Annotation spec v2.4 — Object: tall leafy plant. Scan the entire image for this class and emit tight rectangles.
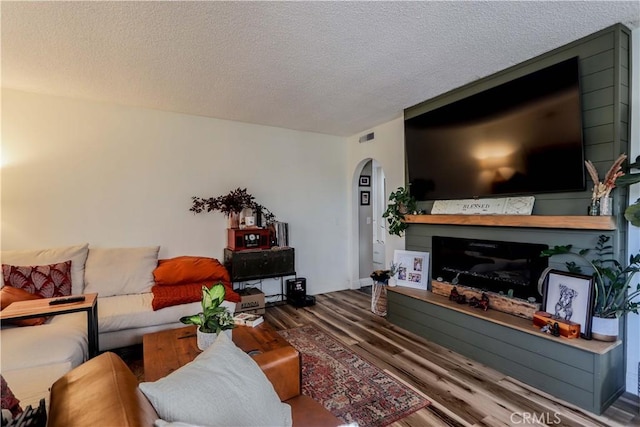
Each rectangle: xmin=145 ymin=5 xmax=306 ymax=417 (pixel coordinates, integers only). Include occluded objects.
xmin=541 ymin=235 xmax=640 ymax=319
xmin=382 ymin=187 xmax=417 ymax=237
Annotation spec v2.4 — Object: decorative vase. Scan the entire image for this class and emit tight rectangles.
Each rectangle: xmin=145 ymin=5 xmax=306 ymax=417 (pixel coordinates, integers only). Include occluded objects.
xmin=388 ymin=277 xmax=397 ymax=287
xmin=228 ymin=212 xmax=240 ymax=229
xmin=598 ymin=197 xmax=613 ymax=216
xmin=588 ymin=200 xmax=600 ymax=216
xmin=371 ymin=282 xmax=387 ymax=316
xmin=591 ymin=316 xmax=619 ymax=341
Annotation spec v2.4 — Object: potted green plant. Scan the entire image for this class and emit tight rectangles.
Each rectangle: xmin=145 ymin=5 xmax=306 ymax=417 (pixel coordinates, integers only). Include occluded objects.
xmin=190 ymin=187 xmax=276 ymax=228
xmin=541 ymin=235 xmax=640 ymax=341
xmin=180 ymin=283 xmax=235 ymax=350
xmin=382 ymin=186 xmax=417 ymax=237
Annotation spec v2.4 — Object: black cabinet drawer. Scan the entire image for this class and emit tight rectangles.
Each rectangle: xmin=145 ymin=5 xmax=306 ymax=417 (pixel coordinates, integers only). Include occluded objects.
xmin=224 ymin=248 xmax=295 ymax=281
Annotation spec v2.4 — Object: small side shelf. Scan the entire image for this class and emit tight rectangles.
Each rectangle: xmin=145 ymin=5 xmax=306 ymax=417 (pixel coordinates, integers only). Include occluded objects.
xmin=403 ymin=214 xmax=616 ymax=230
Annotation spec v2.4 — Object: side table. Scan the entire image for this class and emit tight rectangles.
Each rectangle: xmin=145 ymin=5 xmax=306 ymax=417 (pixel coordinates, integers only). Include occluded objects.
xmin=0 ymin=293 xmax=99 ymax=358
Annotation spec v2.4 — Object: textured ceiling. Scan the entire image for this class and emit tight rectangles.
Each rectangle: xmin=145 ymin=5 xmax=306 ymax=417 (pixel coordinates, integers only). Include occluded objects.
xmin=2 ymin=1 xmax=639 ymax=137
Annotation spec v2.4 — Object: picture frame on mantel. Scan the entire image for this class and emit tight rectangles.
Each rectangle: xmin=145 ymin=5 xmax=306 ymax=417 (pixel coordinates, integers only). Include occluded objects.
xmin=393 ymin=250 xmax=429 ymax=290
xmin=542 ymin=270 xmax=594 ymax=340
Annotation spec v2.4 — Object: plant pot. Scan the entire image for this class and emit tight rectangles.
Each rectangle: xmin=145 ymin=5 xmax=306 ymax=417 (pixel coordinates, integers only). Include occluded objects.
xmin=591 ymin=316 xmax=619 ymax=341
xmin=196 ymin=329 xmax=232 ymax=351
xmin=388 ymin=277 xmax=397 ymax=287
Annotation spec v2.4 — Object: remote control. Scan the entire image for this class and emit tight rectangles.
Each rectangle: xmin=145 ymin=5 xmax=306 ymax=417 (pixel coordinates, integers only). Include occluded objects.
xmin=49 ymin=296 xmax=86 ymax=305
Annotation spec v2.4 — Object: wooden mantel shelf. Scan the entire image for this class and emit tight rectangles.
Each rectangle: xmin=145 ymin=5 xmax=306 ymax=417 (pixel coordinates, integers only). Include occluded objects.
xmin=403 ymin=214 xmax=616 ymax=230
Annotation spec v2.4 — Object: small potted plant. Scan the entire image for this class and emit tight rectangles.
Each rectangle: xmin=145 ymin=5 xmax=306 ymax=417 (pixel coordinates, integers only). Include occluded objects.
xmin=180 ymin=283 xmax=235 ymax=350
xmin=382 ymin=186 xmax=418 ymax=237
xmin=541 ymin=235 xmax=640 ymax=341
xmin=387 ymin=262 xmax=401 ymax=287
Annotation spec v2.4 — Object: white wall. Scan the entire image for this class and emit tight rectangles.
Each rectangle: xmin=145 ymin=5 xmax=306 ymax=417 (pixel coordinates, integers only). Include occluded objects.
xmin=346 ymin=115 xmax=405 ymax=287
xmin=1 ymin=89 xmax=349 ymax=296
xmin=625 ymin=27 xmax=640 ymax=396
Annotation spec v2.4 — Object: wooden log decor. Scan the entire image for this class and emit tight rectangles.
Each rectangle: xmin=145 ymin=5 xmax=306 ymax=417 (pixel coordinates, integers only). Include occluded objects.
xmin=431 ymin=280 xmax=540 ymax=319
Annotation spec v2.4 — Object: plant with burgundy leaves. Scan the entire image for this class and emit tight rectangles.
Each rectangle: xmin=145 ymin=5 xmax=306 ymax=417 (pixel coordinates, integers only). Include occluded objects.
xmin=190 ymin=188 xmax=276 ymax=223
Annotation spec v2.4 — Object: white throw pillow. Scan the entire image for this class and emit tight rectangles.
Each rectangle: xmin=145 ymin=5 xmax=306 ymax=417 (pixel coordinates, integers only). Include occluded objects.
xmin=83 ymin=247 xmax=159 ymax=297
xmin=1 ymin=244 xmax=89 ymax=295
xmin=139 ymin=332 xmax=292 ymax=427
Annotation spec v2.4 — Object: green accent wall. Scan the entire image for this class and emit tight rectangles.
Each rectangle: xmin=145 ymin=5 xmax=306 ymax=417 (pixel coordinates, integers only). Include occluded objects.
xmin=395 ymin=24 xmax=632 ymax=414
xmin=404 ymin=24 xmax=631 ymax=273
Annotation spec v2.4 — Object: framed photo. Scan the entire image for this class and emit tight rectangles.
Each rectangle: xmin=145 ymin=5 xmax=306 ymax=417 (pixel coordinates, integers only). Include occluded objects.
xmin=393 ymin=250 xmax=429 ymax=290
xmin=542 ymin=270 xmax=595 ymax=339
xmin=360 ymin=191 xmax=370 ymax=206
xmin=359 ymin=175 xmax=371 ymax=187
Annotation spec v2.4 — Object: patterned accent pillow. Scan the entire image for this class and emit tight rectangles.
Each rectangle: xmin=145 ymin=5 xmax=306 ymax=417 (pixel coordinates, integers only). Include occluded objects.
xmin=2 ymin=260 xmax=72 ymax=298
xmin=1 ymin=375 xmax=22 ymax=418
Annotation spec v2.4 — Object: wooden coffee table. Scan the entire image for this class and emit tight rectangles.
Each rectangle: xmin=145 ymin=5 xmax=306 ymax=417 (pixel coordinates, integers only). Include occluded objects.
xmin=143 ymin=323 xmax=301 ymax=400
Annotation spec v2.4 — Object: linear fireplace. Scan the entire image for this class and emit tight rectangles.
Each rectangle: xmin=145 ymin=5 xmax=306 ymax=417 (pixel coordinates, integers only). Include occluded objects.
xmin=431 ymin=236 xmax=548 ymax=302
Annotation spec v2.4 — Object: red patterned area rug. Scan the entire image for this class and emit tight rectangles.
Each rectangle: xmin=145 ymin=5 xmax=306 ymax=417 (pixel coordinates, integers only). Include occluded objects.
xmin=278 ymin=325 xmax=429 ymax=427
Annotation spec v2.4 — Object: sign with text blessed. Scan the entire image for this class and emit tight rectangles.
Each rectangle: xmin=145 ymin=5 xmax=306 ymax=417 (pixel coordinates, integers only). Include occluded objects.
xmin=431 ymin=196 xmax=535 ymax=215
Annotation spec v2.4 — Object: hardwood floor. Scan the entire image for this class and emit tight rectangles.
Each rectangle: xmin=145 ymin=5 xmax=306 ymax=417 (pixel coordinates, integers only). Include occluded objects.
xmin=265 ymin=289 xmax=640 ymax=427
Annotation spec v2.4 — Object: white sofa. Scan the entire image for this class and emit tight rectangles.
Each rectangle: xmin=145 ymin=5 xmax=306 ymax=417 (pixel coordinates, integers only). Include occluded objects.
xmin=0 ymin=243 xmax=234 ymax=408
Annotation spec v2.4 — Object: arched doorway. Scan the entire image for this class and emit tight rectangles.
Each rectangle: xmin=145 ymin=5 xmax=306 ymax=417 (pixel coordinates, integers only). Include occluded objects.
xmin=356 ymin=159 xmax=386 ymax=286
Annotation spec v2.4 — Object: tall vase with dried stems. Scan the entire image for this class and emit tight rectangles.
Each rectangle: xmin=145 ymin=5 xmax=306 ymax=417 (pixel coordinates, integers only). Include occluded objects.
xmin=584 ymin=154 xmax=627 ymax=216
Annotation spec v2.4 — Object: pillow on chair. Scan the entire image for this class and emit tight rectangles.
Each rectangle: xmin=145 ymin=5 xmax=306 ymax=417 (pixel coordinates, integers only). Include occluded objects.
xmin=139 ymin=332 xmax=292 ymax=427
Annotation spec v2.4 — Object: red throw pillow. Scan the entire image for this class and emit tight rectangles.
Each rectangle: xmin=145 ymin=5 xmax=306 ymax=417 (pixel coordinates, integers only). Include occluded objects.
xmin=153 ymin=256 xmax=231 ymax=286
xmin=0 ymin=286 xmax=48 ymax=326
xmin=151 ymin=281 xmax=240 ymax=311
xmin=1 ymin=375 xmax=23 ymax=418
xmin=2 ymin=260 xmax=72 ymax=298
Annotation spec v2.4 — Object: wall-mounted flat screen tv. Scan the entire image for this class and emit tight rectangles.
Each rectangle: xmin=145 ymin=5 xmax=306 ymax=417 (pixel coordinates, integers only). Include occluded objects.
xmin=405 ymin=57 xmax=585 ymax=201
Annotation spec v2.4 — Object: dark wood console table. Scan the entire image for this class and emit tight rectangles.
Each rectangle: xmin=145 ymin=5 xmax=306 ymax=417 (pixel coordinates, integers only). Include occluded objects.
xmin=223 ymin=247 xmax=296 ymax=304
xmin=387 ymin=286 xmax=624 ymax=415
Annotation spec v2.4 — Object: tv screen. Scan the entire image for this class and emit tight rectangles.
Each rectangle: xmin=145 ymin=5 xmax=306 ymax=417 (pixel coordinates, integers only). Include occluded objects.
xmin=405 ymin=57 xmax=585 ymax=201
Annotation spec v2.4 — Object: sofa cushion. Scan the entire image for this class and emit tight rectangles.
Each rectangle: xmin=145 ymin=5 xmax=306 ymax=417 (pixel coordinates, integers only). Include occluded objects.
xmin=1 ymin=244 xmax=89 ymax=295
xmin=0 ymin=313 xmax=88 ymax=373
xmin=0 ymin=286 xmax=48 ymax=326
xmin=2 ymin=261 xmax=72 ymax=298
xmin=98 ymin=293 xmax=235 ymax=333
xmin=139 ymin=332 xmax=292 ymax=427
xmin=84 ymin=247 xmax=159 ymax=297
